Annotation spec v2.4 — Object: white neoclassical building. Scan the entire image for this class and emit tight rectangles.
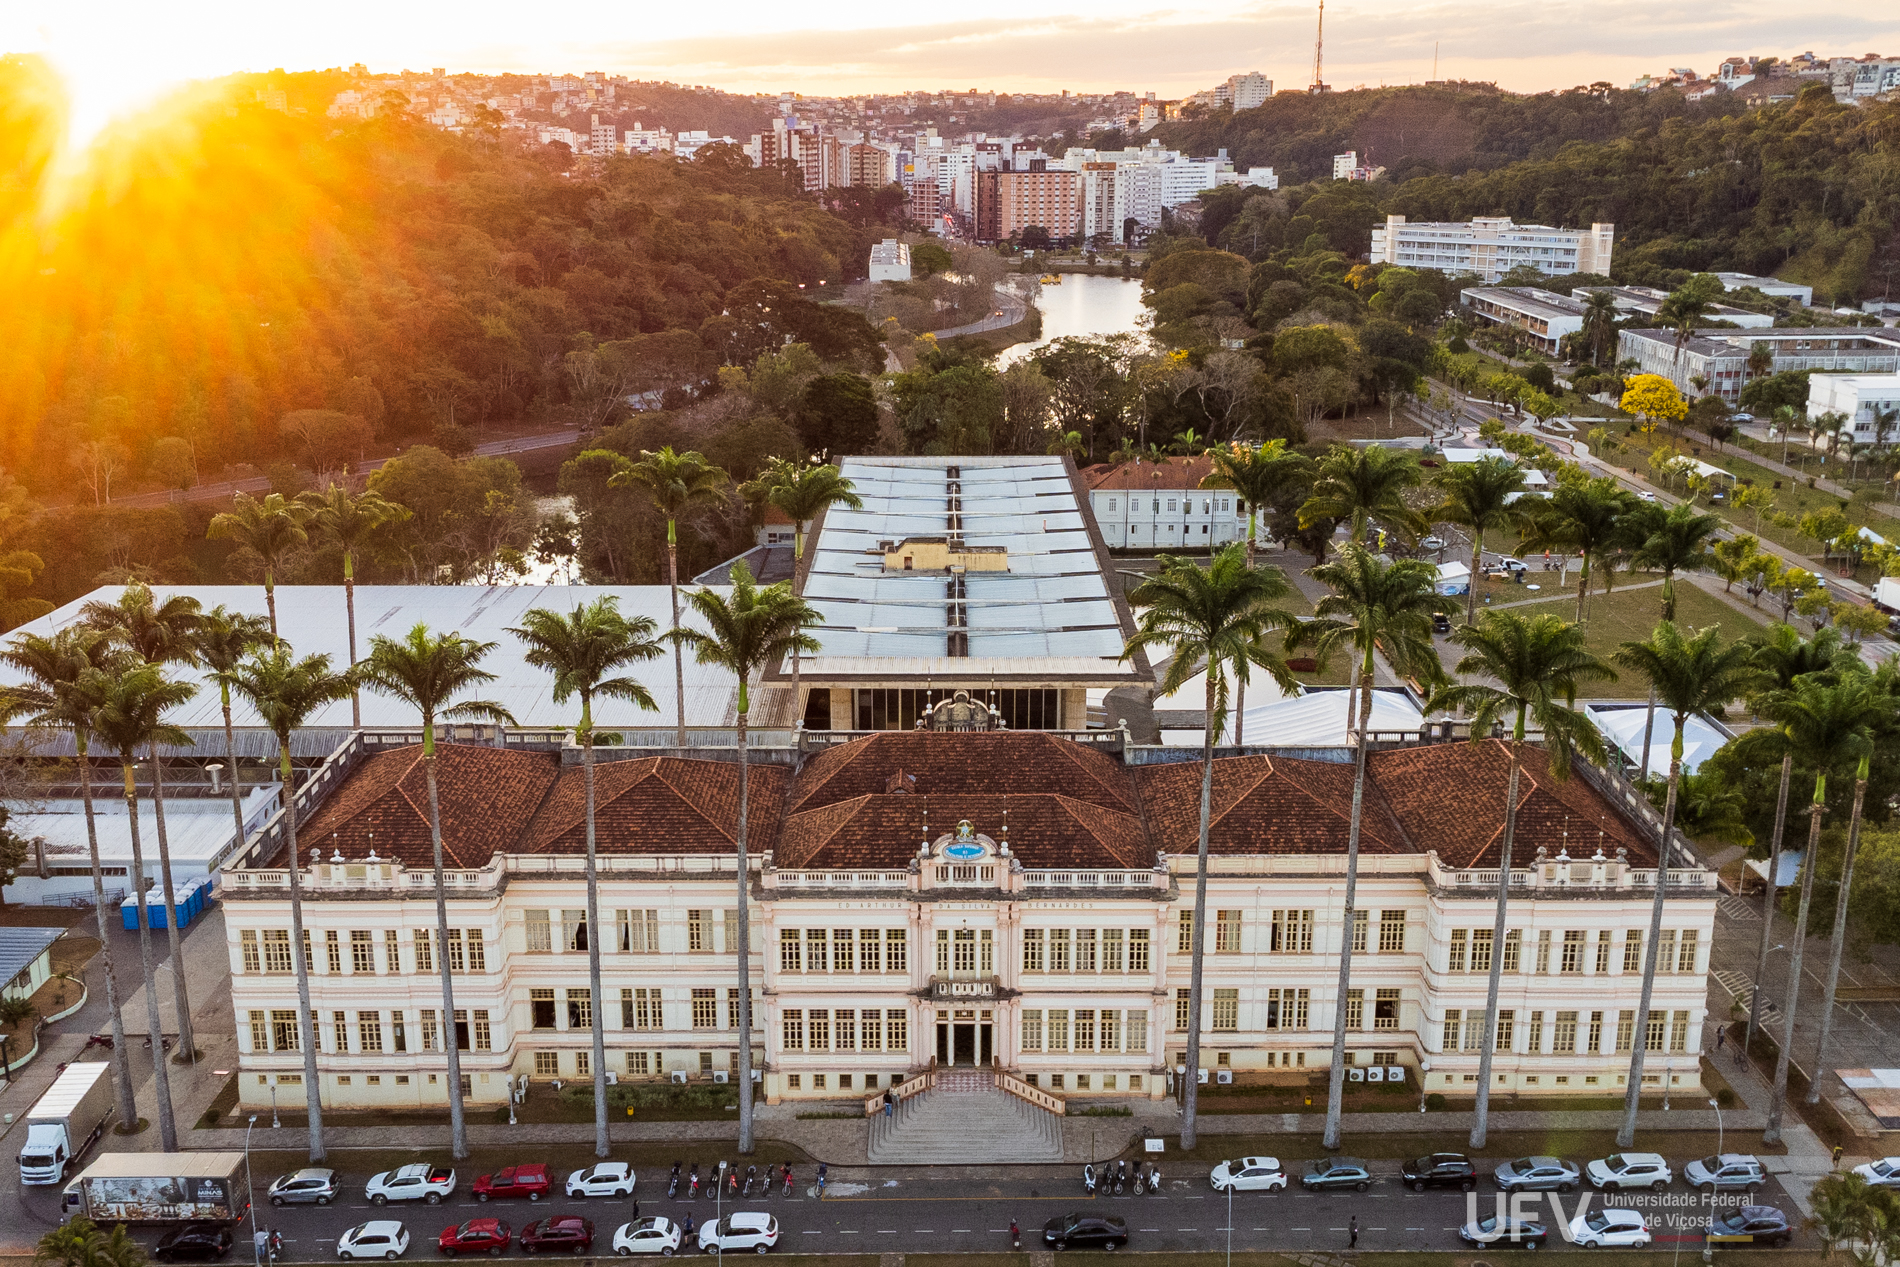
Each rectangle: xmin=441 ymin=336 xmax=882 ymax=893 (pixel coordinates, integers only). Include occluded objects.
xmin=220 ymin=726 xmax=1716 ymax=1111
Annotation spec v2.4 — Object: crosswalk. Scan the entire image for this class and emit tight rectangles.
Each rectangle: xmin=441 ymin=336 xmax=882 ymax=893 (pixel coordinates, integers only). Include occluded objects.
xmin=1720 ymin=896 xmax=1761 ymax=921
xmin=1714 ymin=968 xmax=1783 ymax=1026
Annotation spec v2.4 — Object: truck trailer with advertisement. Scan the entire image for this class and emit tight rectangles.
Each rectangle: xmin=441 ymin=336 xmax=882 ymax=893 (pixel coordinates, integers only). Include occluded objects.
xmin=18 ymin=1062 xmax=115 ymax=1185
xmin=65 ymin=1153 xmax=250 ymax=1225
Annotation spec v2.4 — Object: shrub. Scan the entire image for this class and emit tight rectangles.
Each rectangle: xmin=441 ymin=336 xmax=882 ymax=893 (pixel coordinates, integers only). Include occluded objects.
xmin=1425 ymin=1092 xmax=1448 ymax=1111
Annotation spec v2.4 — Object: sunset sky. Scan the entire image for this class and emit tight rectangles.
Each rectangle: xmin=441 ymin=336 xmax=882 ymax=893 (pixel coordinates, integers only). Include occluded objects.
xmin=9 ymin=0 xmax=1900 ymax=143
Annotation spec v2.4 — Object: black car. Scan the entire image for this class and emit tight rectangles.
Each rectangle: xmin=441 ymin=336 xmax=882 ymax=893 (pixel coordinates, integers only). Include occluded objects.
xmin=1301 ymin=1158 xmax=1372 ymax=1192
xmin=1460 ymin=1216 xmax=1548 ymax=1249
xmin=1432 ymin=613 xmax=1452 ymax=634
xmin=1401 ymin=1153 xmax=1476 ymax=1193
xmin=1043 ymin=1214 xmax=1128 ymax=1250
xmin=1707 ymin=1206 xmax=1792 ymax=1247
xmin=154 ymin=1225 xmax=234 ymax=1262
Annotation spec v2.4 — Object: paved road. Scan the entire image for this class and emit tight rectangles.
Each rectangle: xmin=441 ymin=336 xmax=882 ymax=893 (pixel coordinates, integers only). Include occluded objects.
xmin=27 ymin=1160 xmax=1805 ymax=1260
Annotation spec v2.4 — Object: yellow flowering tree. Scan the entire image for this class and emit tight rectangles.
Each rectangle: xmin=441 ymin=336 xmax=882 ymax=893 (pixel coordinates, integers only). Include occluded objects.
xmin=1619 ymin=374 xmax=1688 ymax=433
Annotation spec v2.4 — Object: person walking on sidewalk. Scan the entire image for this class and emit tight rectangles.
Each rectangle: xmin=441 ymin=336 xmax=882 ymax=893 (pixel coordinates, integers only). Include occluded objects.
xmin=883 ymin=1088 xmax=893 ymax=1118
xmin=1833 ymin=1145 xmax=1845 ymax=1170
xmin=1349 ymin=1216 xmax=1359 ymax=1249
xmin=1715 ymin=1027 xmax=1726 ymax=1053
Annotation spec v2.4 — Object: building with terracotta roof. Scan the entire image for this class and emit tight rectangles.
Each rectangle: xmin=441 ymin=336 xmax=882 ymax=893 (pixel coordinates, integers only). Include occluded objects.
xmin=1079 ymin=456 xmax=1252 ymax=551
xmin=220 ymin=728 xmax=1715 ymax=1111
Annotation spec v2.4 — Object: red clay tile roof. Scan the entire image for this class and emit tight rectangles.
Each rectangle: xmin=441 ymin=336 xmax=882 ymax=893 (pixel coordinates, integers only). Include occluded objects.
xmin=1138 ymin=755 xmax=1408 ymax=856
xmin=787 ymin=732 xmax=1139 ymax=816
xmin=1080 ymin=455 xmax=1217 ymax=492
xmin=519 ymin=756 xmax=789 ymax=856
xmin=777 ymin=792 xmax=1146 ymax=870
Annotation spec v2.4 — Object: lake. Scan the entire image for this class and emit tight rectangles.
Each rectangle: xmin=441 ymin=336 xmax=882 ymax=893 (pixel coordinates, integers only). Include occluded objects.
xmin=996 ymin=273 xmax=1150 ymax=367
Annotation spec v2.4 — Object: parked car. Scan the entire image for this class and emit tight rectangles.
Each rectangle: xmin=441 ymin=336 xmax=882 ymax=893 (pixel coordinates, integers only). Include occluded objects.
xmin=1422 ymin=536 xmax=1448 ymax=552
xmin=1493 ymin=1156 xmax=1581 ymax=1194
xmin=368 ymin=1165 xmax=457 ymax=1206
xmin=153 ymin=1225 xmax=234 ymax=1262
xmin=1685 ymin=1154 xmax=1766 ymax=1194
xmin=1401 ymin=1153 xmax=1476 ymax=1193
xmin=1301 ymin=1159 xmax=1373 ymax=1192
xmin=437 ymin=1219 xmax=512 ymax=1257
xmin=1041 ymin=1214 xmax=1127 ymax=1251
xmin=1585 ymin=1153 xmax=1673 ymax=1191
xmin=1458 ymin=1215 xmax=1548 ymax=1249
xmin=1853 ymin=1157 xmax=1900 ymax=1189
xmin=1570 ymin=1208 xmax=1652 ymax=1248
xmin=698 ymin=1213 xmax=780 ymax=1255
xmin=1706 ymin=1206 xmax=1792 ymax=1247
xmin=1210 ymin=1157 xmax=1287 ymax=1192
xmin=268 ymin=1167 xmax=340 ymax=1206
xmin=566 ymin=1163 xmax=636 ymax=1199
xmin=521 ymin=1217 xmax=595 ymax=1255
xmin=1432 ymin=613 xmax=1453 ymax=634
xmin=612 ymin=1217 xmax=684 ymax=1257
xmin=473 ymin=1164 xmax=550 ymax=1203
xmin=339 ymin=1222 xmax=411 ymax=1261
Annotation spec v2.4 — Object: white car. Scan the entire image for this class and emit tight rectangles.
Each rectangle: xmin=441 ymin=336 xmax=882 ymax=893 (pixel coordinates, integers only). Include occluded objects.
xmin=338 ymin=1221 xmax=410 ymax=1261
xmin=613 ymin=1217 xmax=683 ymax=1257
xmin=366 ymin=1164 xmax=456 ymax=1205
xmin=1570 ymin=1208 xmax=1652 ymax=1248
xmin=1855 ymin=1157 xmax=1900 ymax=1189
xmin=1585 ymin=1153 xmax=1674 ymax=1191
xmin=697 ymin=1213 xmax=779 ymax=1254
xmin=1210 ymin=1157 xmax=1287 ymax=1192
xmin=567 ymin=1163 xmax=637 ymax=1198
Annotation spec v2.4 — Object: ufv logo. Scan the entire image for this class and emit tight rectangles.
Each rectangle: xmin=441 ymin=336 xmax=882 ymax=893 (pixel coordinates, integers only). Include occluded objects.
xmin=1464 ymin=1191 xmax=1598 ymax=1243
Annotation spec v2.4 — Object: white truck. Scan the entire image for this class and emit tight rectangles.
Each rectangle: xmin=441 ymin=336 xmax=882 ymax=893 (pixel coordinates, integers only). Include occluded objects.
xmin=1874 ymin=576 xmax=1900 ymax=617
xmin=19 ymin=1061 xmax=115 ymax=1185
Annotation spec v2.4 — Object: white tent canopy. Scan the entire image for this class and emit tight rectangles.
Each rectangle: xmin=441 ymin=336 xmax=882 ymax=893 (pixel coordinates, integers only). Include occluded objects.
xmin=1585 ymin=703 xmax=1731 ymax=778
xmin=1153 ymin=663 xmax=1301 ymax=712
xmin=1161 ymin=688 xmax=1425 ymax=748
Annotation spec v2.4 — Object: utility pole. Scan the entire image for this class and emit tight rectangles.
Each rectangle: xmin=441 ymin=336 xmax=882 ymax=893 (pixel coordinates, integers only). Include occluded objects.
xmin=1310 ymin=0 xmax=1326 ymax=93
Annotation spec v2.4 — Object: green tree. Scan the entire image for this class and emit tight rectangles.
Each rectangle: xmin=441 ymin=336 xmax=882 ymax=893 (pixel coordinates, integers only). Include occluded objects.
xmin=671 ymin=562 xmax=821 ymax=1154
xmin=0 ymin=805 xmax=28 ymax=908
xmin=748 ymin=459 xmax=862 ymax=720
xmin=1621 ymin=502 xmax=1723 ymax=776
xmin=1429 ymin=610 xmax=1614 ymax=1147
xmin=611 ymin=449 xmax=730 ymax=745
xmin=1580 ymin=290 xmax=1619 ymax=367
xmin=1299 ymin=443 xmax=1426 ymax=543
xmin=1520 ymin=476 xmax=1637 ymax=624
xmin=794 ymin=373 xmax=880 ymax=456
xmin=356 ymin=625 xmax=518 ymax=1159
xmin=511 ymin=598 xmax=662 ymax=1156
xmin=205 ymin=492 xmax=309 ymax=638
xmin=1431 ymin=456 xmax=1529 ymax=628
xmin=1199 ymin=439 xmax=1313 ymax=568
xmin=1122 ymin=545 xmax=1297 ymax=1149
xmin=1610 ymin=623 xmax=1760 ymax=1146
xmin=192 ymin=606 xmax=273 ymax=846
xmin=298 ymin=484 xmax=411 ymax=727
xmin=1711 ymin=534 xmax=1764 ymax=593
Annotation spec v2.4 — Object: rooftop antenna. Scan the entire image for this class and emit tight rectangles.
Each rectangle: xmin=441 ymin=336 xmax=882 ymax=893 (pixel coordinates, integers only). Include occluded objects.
xmin=1311 ymin=0 xmax=1326 ymax=93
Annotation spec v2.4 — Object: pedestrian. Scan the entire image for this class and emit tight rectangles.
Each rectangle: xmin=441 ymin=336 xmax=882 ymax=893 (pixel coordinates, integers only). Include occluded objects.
xmin=884 ymin=1088 xmax=894 ymax=1119
xmin=1716 ymin=1027 xmax=1726 ymax=1053
xmin=1833 ymin=1145 xmax=1845 ymax=1171
xmin=630 ymin=1200 xmax=639 ymax=1223
xmin=1349 ymin=1215 xmax=1359 ymax=1249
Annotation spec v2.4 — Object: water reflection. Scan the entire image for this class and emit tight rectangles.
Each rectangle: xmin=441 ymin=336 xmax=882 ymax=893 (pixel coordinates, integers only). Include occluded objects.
xmin=996 ymin=274 xmax=1150 ymax=368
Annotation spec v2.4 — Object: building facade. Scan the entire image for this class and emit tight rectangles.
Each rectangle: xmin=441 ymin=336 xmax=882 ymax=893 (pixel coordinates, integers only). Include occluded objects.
xmin=1618 ymin=327 xmax=1900 ymax=402
xmin=974 ymin=166 xmax=1082 ymax=243
xmin=1372 ymin=216 xmax=1615 ymax=283
xmin=1080 ymin=456 xmax=1250 ymax=550
xmin=1459 ymin=288 xmax=1587 ymax=355
xmin=220 ymin=732 xmax=1715 ymax=1111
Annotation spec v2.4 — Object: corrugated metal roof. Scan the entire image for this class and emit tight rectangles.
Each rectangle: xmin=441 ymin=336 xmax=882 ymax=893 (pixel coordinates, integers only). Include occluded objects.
xmin=0 ymin=925 xmax=62 ymax=988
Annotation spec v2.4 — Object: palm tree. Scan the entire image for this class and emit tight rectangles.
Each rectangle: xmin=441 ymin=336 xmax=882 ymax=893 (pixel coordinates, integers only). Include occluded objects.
xmin=0 ymin=629 xmax=140 ymax=1132
xmin=1297 ymin=443 xmax=1426 ymax=545
xmin=1659 ymin=291 xmax=1713 ymax=374
xmin=1122 ymin=544 xmax=1297 ymax=1150
xmin=86 ymin=661 xmax=197 ymax=1151
xmin=1200 ymin=440 xmax=1312 ymax=569
xmin=1610 ymin=622 xmax=1761 ymax=1146
xmin=610 ymin=449 xmax=730 ymax=746
xmin=1431 ymin=456 xmax=1529 ymax=627
xmin=299 ymin=484 xmax=411 ymax=728
xmin=1581 ymin=290 xmax=1619 ymax=367
xmin=192 ymin=606 xmax=273 ymax=845
xmin=1735 ymin=623 xmax=1848 ymax=1057
xmin=1294 ymin=544 xmax=1446 ymax=1149
xmin=1621 ymin=502 xmax=1722 ymax=779
xmin=206 ymin=492 xmax=309 ymax=639
xmin=1428 ymin=610 xmax=1615 ymax=1147
xmin=222 ymin=646 xmax=356 ymax=1162
xmin=356 ymin=625 xmax=518 ymax=1160
xmin=81 ymin=583 xmax=206 ymax=1061
xmin=510 ymin=598 xmax=662 ymax=1157
xmin=1519 ymin=477 xmax=1637 ymax=624
xmin=672 ymin=561 xmax=821 ymax=1154
xmin=750 ymin=458 xmax=861 ymax=727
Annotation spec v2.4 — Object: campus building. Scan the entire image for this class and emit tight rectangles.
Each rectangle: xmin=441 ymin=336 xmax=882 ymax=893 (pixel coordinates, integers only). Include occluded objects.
xmin=1372 ymin=216 xmax=1615 ymax=283
xmin=1617 ymin=327 xmax=1900 ymax=402
xmin=1079 ymin=455 xmax=1252 ymax=550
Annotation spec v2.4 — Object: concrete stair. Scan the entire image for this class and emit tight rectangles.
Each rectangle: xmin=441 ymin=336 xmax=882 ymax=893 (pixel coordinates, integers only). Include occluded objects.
xmin=867 ymin=1071 xmax=1064 ymax=1165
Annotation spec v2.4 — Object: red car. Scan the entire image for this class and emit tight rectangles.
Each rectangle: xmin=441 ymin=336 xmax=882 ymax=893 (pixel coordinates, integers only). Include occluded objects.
xmin=437 ymin=1219 xmax=512 ymax=1257
xmin=520 ymin=1217 xmax=594 ymax=1255
xmin=472 ymin=1164 xmax=551 ymax=1203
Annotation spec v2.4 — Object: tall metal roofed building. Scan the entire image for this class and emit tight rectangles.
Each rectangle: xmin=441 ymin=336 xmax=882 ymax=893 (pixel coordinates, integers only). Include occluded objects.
xmin=781 ymin=457 xmax=1152 ymax=732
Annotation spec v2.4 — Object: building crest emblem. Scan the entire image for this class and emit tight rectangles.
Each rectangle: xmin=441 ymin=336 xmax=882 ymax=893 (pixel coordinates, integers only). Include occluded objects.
xmin=942 ymin=819 xmax=988 ymax=860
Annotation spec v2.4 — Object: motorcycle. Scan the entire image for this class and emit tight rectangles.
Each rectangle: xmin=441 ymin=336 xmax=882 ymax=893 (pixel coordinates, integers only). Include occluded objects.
xmin=1113 ymin=1161 xmax=1125 ymax=1195
xmin=727 ymin=1167 xmax=739 ymax=1199
xmin=688 ymin=1164 xmax=700 ymax=1200
xmin=781 ymin=1166 xmax=794 ymax=1198
xmin=1083 ymin=1163 xmax=1096 ymax=1197
xmin=743 ymin=1165 xmax=757 ymax=1197
xmin=816 ymin=1163 xmax=828 ymax=1198
xmin=267 ymin=1230 xmax=283 ymax=1264
xmin=668 ymin=1163 xmax=681 ymax=1200
xmin=1147 ymin=1165 xmax=1161 ymax=1193
xmin=1010 ymin=1220 xmax=1021 ymax=1251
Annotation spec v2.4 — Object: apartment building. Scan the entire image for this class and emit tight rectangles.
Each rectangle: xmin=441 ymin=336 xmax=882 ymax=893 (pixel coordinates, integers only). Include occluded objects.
xmin=1081 ymin=456 xmax=1250 ymax=549
xmin=220 ymin=728 xmax=1714 ymax=1110
xmin=1806 ymin=374 xmax=1900 ymax=440
xmin=1215 ymin=72 xmax=1273 ymax=110
xmin=1618 ymin=327 xmax=1900 ymax=402
xmin=1371 ymin=216 xmax=1615 ymax=283
xmin=974 ymin=165 xmax=1081 ymax=243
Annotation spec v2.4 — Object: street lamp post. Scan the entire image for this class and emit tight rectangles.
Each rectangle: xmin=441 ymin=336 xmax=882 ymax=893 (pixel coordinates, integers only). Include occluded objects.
xmin=1225 ymin=1173 xmax=1234 ymax=1267
xmin=270 ymin=1081 xmax=280 ymax=1130
xmin=1419 ymin=1060 xmax=1431 ymax=1113
xmin=246 ymin=1115 xmax=261 ymax=1267
xmin=1703 ymin=1098 xmax=1723 ymax=1265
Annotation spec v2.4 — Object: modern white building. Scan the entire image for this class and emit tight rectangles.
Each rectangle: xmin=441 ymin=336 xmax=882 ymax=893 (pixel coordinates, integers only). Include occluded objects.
xmin=1460 ymin=287 xmax=1587 ymax=355
xmin=868 ymin=239 xmax=912 ymax=283
xmin=1373 ymin=216 xmax=1616 ymax=283
xmin=1215 ymin=72 xmax=1273 ymax=111
xmin=1806 ymin=373 xmax=1900 ymax=441
xmin=1710 ymin=272 xmax=1813 ymax=307
xmin=1080 ymin=456 xmax=1251 ymax=551
xmin=1572 ymin=285 xmax=1773 ymax=329
xmin=1617 ymin=327 xmax=1900 ymax=402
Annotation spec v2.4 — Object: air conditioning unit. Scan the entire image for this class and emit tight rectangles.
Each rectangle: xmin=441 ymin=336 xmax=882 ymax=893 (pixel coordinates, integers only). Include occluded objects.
xmin=1348 ymin=1067 xmax=1365 ymax=1082
xmin=671 ymin=1070 xmax=689 ymax=1084
xmin=1216 ymin=1070 xmax=1234 ymax=1085
xmin=713 ymin=1070 xmax=730 ymax=1084
xmin=605 ymin=1071 xmax=619 ymax=1086
xmin=1364 ymin=1067 xmax=1385 ymax=1083
xmin=751 ymin=1070 xmax=762 ymax=1083
xmin=550 ymin=1080 xmax=563 ymax=1091
xmin=1196 ymin=1068 xmax=1209 ymax=1084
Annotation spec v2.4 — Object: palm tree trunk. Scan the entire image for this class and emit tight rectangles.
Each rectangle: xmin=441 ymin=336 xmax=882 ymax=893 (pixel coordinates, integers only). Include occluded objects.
xmin=278 ymin=740 xmax=325 ymax=1161
xmin=223 ymin=686 xmax=246 ymax=847
xmin=78 ymin=739 xmax=139 ymax=1132
xmin=1806 ymin=763 xmax=1868 ymax=1106
xmin=1638 ymin=686 xmax=1658 ymax=784
xmin=121 ymin=759 xmax=178 ymax=1151
xmin=1616 ymin=725 xmax=1686 ymax=1148
xmin=736 ymin=703 xmax=756 ymax=1154
xmin=1465 ymin=528 xmax=1483 ymax=627
xmin=1745 ymin=755 xmax=1794 ymax=1057
xmin=1181 ymin=671 xmax=1218 ymax=1151
xmin=668 ymin=527 xmax=686 ymax=749
xmin=345 ymin=552 xmax=361 ymax=729
xmin=147 ymin=747 xmax=195 ymax=1061
xmin=1575 ymin=558 xmax=1590 ymax=624
xmin=1322 ymin=658 xmax=1375 ymax=1151
xmin=1470 ymin=726 xmax=1525 ymax=1149
xmin=790 ymin=528 xmax=805 ymax=732
xmin=583 ymin=720 xmax=609 ymax=1157
xmin=265 ymin=568 xmax=279 ymax=641
xmin=424 ymin=733 xmax=470 ymax=1159
xmin=1764 ymin=783 xmax=1829 ymax=1145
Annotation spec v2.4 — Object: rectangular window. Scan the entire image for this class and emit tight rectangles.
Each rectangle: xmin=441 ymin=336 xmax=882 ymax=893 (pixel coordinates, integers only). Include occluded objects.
xmin=618 ymin=909 xmax=660 ymax=953
xmin=809 ymin=1008 xmax=830 ymax=1051
xmin=530 ymin=988 xmax=556 ymax=1030
xmin=414 ymin=930 xmax=433 ymax=973
xmin=1448 ymin=929 xmax=1467 ymax=973
xmin=809 ymin=928 xmax=829 ymax=971
xmin=1596 ymin=930 xmax=1612 ymax=973
xmin=622 ymin=987 xmax=660 ymax=1031
xmin=1101 ymin=1009 xmax=1121 ymax=1051
xmin=782 ymin=1009 xmax=804 ymax=1051
xmin=534 ymin=1051 xmax=559 ymax=1077
xmin=1378 ymin=911 xmax=1405 ymax=953
xmin=1022 ymin=1009 xmax=1043 ymax=1051
xmin=351 ymin=930 xmax=375 ymax=973
xmin=575 ymin=1050 xmax=589 ymax=1077
xmin=691 ymin=989 xmax=717 ymax=1030
xmin=1075 ymin=928 xmax=1097 ymax=971
xmin=1270 ymin=909 xmax=1314 ymax=953
xmin=526 ymin=910 xmax=552 ymax=953
xmin=1443 ymin=1009 xmax=1460 ymax=1052
xmin=358 ymin=1011 xmax=383 ymax=1053
xmin=1047 ymin=1009 xmax=1068 ymax=1051
xmin=688 ymin=909 xmax=708 ymax=952
xmin=1022 ymin=929 xmax=1045 ymax=971
xmin=1677 ymin=929 xmax=1699 ymax=974
xmin=834 ymin=1008 xmax=856 ymax=1051
xmin=1374 ymin=988 xmax=1400 ymax=1030
xmin=1174 ymin=988 xmax=1191 ymax=1032
xmin=385 ymin=929 xmax=401 ymax=973
xmin=1528 ymin=1010 xmax=1545 ymax=1054
xmin=241 ymin=930 xmax=260 ymax=974
xmin=861 ymin=1009 xmax=883 ymax=1052
xmin=887 ymin=1009 xmax=908 ymax=1053
xmin=1588 ymin=1010 xmax=1604 ymax=1054
xmin=1670 ymin=1010 xmax=1691 ymax=1053
xmin=562 ymin=910 xmax=587 ymax=953
xmin=1178 ymin=911 xmax=1194 ymax=953
xmin=420 ymin=1008 xmax=438 ymax=1052
xmin=1073 ymin=1008 xmax=1096 ymax=1051
xmin=324 ymin=930 xmax=342 ymax=974
xmin=466 ymin=930 xmax=484 ymax=972
xmin=1554 ymin=1010 xmax=1578 ymax=1053
xmin=952 ymin=929 xmax=977 ymax=973
xmin=1217 ymin=910 xmax=1243 ymax=954
xmin=1561 ymin=931 xmax=1585 ymax=974
xmin=1623 ymin=930 xmax=1642 ymax=973
xmin=835 ymin=929 xmax=855 ymax=972
xmin=780 ymin=929 xmax=803 ymax=972
xmin=1351 ymin=909 xmax=1368 ymax=953
xmin=271 ymin=1009 xmax=300 ymax=1052
xmin=885 ymin=929 xmax=907 ymax=973
xmin=724 ymin=910 xmax=741 ymax=955
xmin=1050 ymin=929 xmax=1072 ymax=972
xmin=627 ymin=1052 xmax=649 ymax=1076
xmin=446 ymin=928 xmax=465 ymax=974
xmin=248 ymin=1009 xmax=268 ymax=1052
xmin=1129 ymin=929 xmax=1150 ymax=972
xmin=1102 ymin=929 xmax=1124 ymax=972
xmin=392 ymin=1013 xmax=407 ymax=1053
xmin=1126 ymin=1009 xmax=1148 ymax=1053
xmin=860 ymin=930 xmax=881 ymax=972
xmin=1616 ymin=1009 xmax=1636 ymax=1053
xmin=1646 ymin=1010 xmax=1667 ymax=1053
xmin=1657 ymin=929 xmax=1677 ymax=974
xmin=1502 ymin=929 xmax=1521 ymax=973
xmin=726 ymin=988 xmax=745 ymax=1031
xmin=1345 ymin=989 xmax=1363 ymax=1030
xmin=332 ymin=1010 xmax=348 ymax=1052
xmin=567 ymin=988 xmax=592 ymax=1030
xmin=1534 ymin=930 xmax=1552 ymax=975
xmin=1471 ymin=928 xmax=1494 ymax=973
